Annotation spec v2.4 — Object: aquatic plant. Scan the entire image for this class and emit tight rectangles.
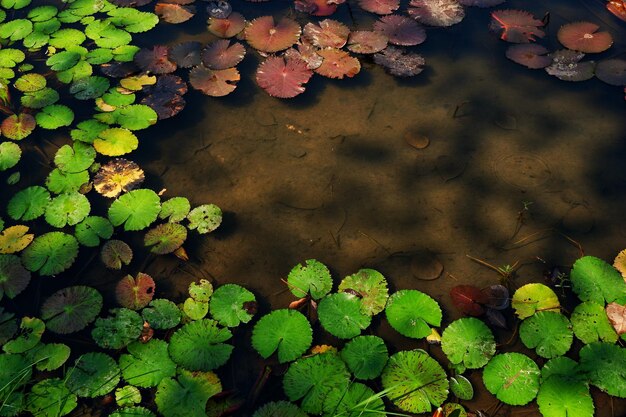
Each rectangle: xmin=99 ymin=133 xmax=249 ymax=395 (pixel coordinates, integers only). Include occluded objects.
xmin=252 ymin=309 xmax=313 ymax=363
xmin=40 ymin=286 xmax=103 ymax=334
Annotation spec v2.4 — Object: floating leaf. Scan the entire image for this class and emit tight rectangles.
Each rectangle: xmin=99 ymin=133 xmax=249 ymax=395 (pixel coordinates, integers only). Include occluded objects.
xmin=209 ymin=283 xmax=256 ymax=327
xmin=66 ymin=352 xmax=120 ymax=397
xmin=381 ymin=349 xmax=448 ymax=413
xmin=144 ymin=223 xmax=187 ymax=254
xmin=14 ymin=73 xmax=46 ymax=93
xmin=155 ymin=3 xmax=196 ymax=24
xmin=101 ymin=239 xmax=133 ymax=269
xmin=295 ymin=0 xmax=337 ymax=16
xmin=189 ymin=279 xmax=213 ymax=302
xmin=7 ymin=186 xmax=50 ymax=221
xmin=3 ymin=317 xmax=44 ymax=353
xmin=116 ymin=273 xmax=155 ymax=310
xmin=44 ymin=192 xmax=90 ymax=228
xmin=26 ymin=343 xmax=71 ymax=372
xmin=607 ymin=0 xmax=626 ymax=22
xmin=135 ymin=45 xmax=177 ymax=74
xmin=202 ymin=40 xmax=246 ymax=70
xmin=606 ymin=302 xmax=626 ymax=335
xmin=1 ymin=114 xmax=36 ymax=141
xmin=386 ymin=289 xmax=442 ymax=338
xmin=169 ymin=319 xmax=233 ymax=371
xmin=338 ymin=268 xmax=389 ymax=315
xmin=94 ymin=127 xmax=139 ymax=156
xmin=0 ymin=225 xmax=33 ymax=254
xmin=74 ymin=216 xmax=114 ymax=247
xmin=111 ymin=406 xmax=155 ymax=417
xmin=595 ymin=59 xmax=626 ymax=86
xmin=373 ymin=46 xmax=425 ymax=77
xmin=537 ymin=375 xmax=594 ymax=417
xmin=45 ymin=168 xmax=89 ymax=194
xmin=545 ymin=49 xmax=595 ymax=82
xmin=359 ymin=0 xmax=399 ymax=14
xmin=340 ymin=335 xmax=388 ymax=379
xmin=142 ymin=299 xmax=181 ymax=330
xmin=109 ymin=189 xmax=161 ymax=231
xmin=71 ymin=119 xmax=108 ymax=143
xmin=511 ymin=283 xmax=560 ymax=319
xmin=570 ymin=256 xmax=626 ymax=304
xmin=108 ymin=8 xmax=159 ymax=33
xmin=579 ymin=342 xmax=626 ymax=397
xmin=207 ymin=12 xmax=246 ymax=38
xmin=283 ymin=353 xmax=350 ymax=414
xmin=441 ymin=317 xmax=496 ymax=369
xmin=41 ymin=286 xmax=102 ymax=334
xmin=92 ymin=308 xmax=144 ymax=350
xmin=159 ymin=197 xmax=190 ymax=222
xmin=458 ymin=0 xmax=504 ymax=6
xmin=0 ymin=254 xmax=30 ymax=301
xmin=408 ymin=0 xmax=465 ymax=26
xmin=314 ymin=48 xmax=361 ymax=79
xmin=347 ymin=31 xmax=388 ymax=54
xmin=0 ymin=142 xmax=21 ymax=171
xmin=450 ymin=375 xmax=474 ymax=400
xmin=155 ymin=370 xmax=221 ymax=417
xmin=187 ymin=203 xmax=222 ymax=233
xmin=54 ymin=142 xmax=96 ymax=174
xmin=482 ymin=353 xmax=540 ymax=405
xmin=120 ymin=339 xmax=177 ymax=388
xmin=21 ymin=88 xmax=59 ymax=109
xmin=120 ymin=74 xmax=156 ymax=91
xmin=303 ymin=20 xmax=350 ymax=48
xmin=169 ymin=42 xmax=202 ymax=68
xmin=519 ymin=311 xmax=573 ymax=358
xmin=189 ymin=66 xmax=240 ymax=97
xmin=252 ymin=401 xmax=308 ymax=417
xmin=21 ymin=232 xmax=78 ymax=276
xmin=557 ymin=22 xmax=613 ymax=53
xmin=141 ymin=75 xmax=187 ymax=119
xmin=0 ymin=19 xmax=32 ymax=41
xmin=318 ymin=292 xmax=371 ymax=338
xmin=252 ymin=309 xmax=312 ymax=363
xmin=245 ymin=16 xmax=301 ymax=53
xmin=36 ymin=104 xmax=74 ymax=129
xmin=115 ymin=386 xmax=141 ymax=407
xmin=69 ymin=75 xmax=109 ymax=100
xmin=489 ymin=9 xmax=545 ymax=43
xmin=94 ymin=158 xmax=144 ymax=198
xmin=183 ymin=297 xmax=208 ymax=320
xmin=323 ymin=382 xmax=385 ymax=416
xmin=571 ymin=301 xmax=618 ymax=343
xmin=374 ymin=14 xmax=426 ymax=46
xmin=287 ymin=259 xmax=332 ymax=300
xmin=26 ymin=378 xmax=77 ymax=417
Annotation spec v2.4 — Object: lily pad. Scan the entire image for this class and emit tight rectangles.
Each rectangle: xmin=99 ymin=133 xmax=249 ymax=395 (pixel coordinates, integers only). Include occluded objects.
xmin=134 ymin=45 xmax=177 ymax=74
xmin=188 ymin=66 xmax=240 ymax=97
xmin=545 ymin=50 xmax=595 ymax=82
xmin=25 ymin=378 xmax=77 ymax=417
xmin=74 ymin=216 xmax=114 ymax=247
xmin=26 ymin=343 xmax=71 ymax=371
xmin=251 ymin=309 xmax=312 ymax=363
xmin=66 ymin=352 xmax=120 ymax=397
xmin=287 ymin=259 xmax=332 ymax=299
xmin=109 ymin=189 xmax=161 ymax=231
xmin=21 ymin=88 xmax=59 ymax=109
xmin=35 ymin=104 xmax=74 ymax=129
xmin=189 ymin=279 xmax=213 ymax=302
xmin=94 ymin=127 xmax=138 ymax=156
xmin=44 ymin=192 xmax=90 ymax=228
xmin=2 ymin=317 xmax=44 ymax=353
xmin=159 ymin=197 xmax=190 ymax=222
xmin=0 ymin=254 xmax=30 ymax=300
xmin=69 ymin=76 xmax=110 ymax=100
xmin=54 ymin=142 xmax=96 ymax=173
xmin=482 ymin=353 xmax=540 ymax=405
xmin=101 ymin=239 xmax=133 ymax=269
xmin=115 ymin=105 xmax=158 ymax=130
xmin=511 ymin=283 xmax=560 ymax=319
xmin=338 ymin=268 xmax=389 ymax=315
xmin=578 ymin=342 xmax=626 ymax=397
xmin=116 ymin=273 xmax=155 ymax=310
xmin=408 ymin=0 xmax=465 ymax=26
xmin=110 ymin=406 xmax=155 ymax=417
xmin=606 ymin=302 xmax=626 ymax=336
xmin=571 ymin=301 xmax=618 ymax=343
xmin=244 ymin=16 xmax=301 ymax=53
xmin=94 ymin=158 xmax=145 ymax=198
xmin=340 ymin=335 xmax=388 ymax=379
xmin=207 ymin=12 xmax=246 ymax=38
xmin=187 ymin=204 xmax=222 ymax=234
xmin=92 ymin=308 xmax=144 ymax=350
xmin=41 ymin=286 xmax=102 ymax=334
xmin=144 ymin=223 xmax=187 ymax=254
xmin=323 ymin=382 xmax=386 ymax=416
xmin=537 ymin=374 xmax=594 ymax=417
xmin=183 ymin=298 xmax=208 ymax=320
xmin=519 ymin=311 xmax=573 ymax=358
xmin=381 ymin=349 xmax=449 ymax=413
xmin=441 ymin=317 xmax=496 ymax=370
xmin=120 ymin=339 xmax=177 ymax=388
xmin=386 ymin=289 xmax=442 ymax=338
xmin=0 ymin=225 xmax=33 ymax=254
xmin=155 ymin=370 xmax=222 ymax=417
xmin=252 ymin=401 xmax=308 ymax=417
xmin=209 ymin=283 xmax=256 ymax=327
xmin=570 ymin=256 xmax=626 ymax=304
xmin=1 ymin=114 xmax=36 ymax=140
xmin=45 ymin=168 xmax=89 ymax=194
xmin=21 ymin=232 xmax=78 ymax=276
xmin=115 ymin=386 xmax=141 ymax=407
xmin=318 ymin=292 xmax=371 ymax=338
xmin=7 ymin=186 xmax=50 ymax=221
xmin=169 ymin=319 xmax=233 ymax=371
xmin=450 ymin=375 xmax=474 ymax=400
xmin=256 ymin=55 xmax=312 ymax=99
xmin=142 ymin=299 xmax=181 ymax=330
xmin=314 ymin=48 xmax=361 ymax=79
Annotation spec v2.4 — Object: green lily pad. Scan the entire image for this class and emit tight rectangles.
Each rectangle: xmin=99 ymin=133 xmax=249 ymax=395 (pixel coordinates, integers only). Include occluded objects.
xmin=120 ymin=339 xmax=177 ymax=388
xmin=0 ymin=142 xmax=20 ymax=171
xmin=25 ymin=378 xmax=77 ymax=417
xmin=66 ymin=352 xmax=120 ymax=397
xmin=570 ymin=256 xmax=626 ymax=304
xmin=519 ymin=311 xmax=573 ymax=358
xmin=71 ymin=119 xmax=108 ymax=143
xmin=209 ymin=283 xmax=256 ymax=327
xmin=187 ymin=204 xmax=222 ymax=234
xmin=0 ymin=254 xmax=30 ymax=301
xmin=116 ymin=104 xmax=158 ymax=130
xmin=21 ymin=88 xmax=59 ymax=109
xmin=381 ymin=349 xmax=449 ymax=413
xmin=44 ymin=192 xmax=90 ymax=228
xmin=86 ymin=48 xmax=114 ymax=65
xmin=182 ymin=298 xmax=208 ymax=320
xmin=0 ymin=353 xmax=32 ymax=395
xmin=108 ymin=8 xmax=159 ymax=33
xmin=46 ymin=50 xmax=81 ymax=71
xmin=188 ymin=279 xmax=213 ymax=302
xmin=0 ymin=49 xmax=25 ymax=68
xmin=441 ymin=317 xmax=496 ymax=369
xmin=25 ymin=343 xmax=71 ymax=371
xmin=340 ymin=335 xmax=388 ymax=380
xmin=385 ymin=289 xmax=442 ymax=339
xmin=7 ymin=186 xmax=50 ymax=221
xmin=54 ymin=142 xmax=96 ymax=174
xmin=41 ymin=286 xmax=102 ymax=334
xmin=578 ymin=342 xmax=626 ymax=397
xmin=36 ymin=104 xmax=74 ymax=129
xmin=0 ymin=20 xmax=32 ymax=41
xmin=6 ymin=171 xmax=20 ymax=185
xmin=537 ymin=375 xmax=594 ymax=417
xmin=110 ymin=407 xmax=155 ymax=417
xmin=108 ymin=188 xmax=161 ymax=231
xmin=252 ymin=401 xmax=308 ymax=417
xmin=318 ymin=292 xmax=371 ymax=339
xmin=322 ymin=381 xmax=386 ymax=417
xmin=70 ymin=76 xmax=110 ymax=100
xmin=542 ymin=356 xmax=581 ymax=381
xmin=21 ymin=232 xmax=78 ymax=276
xmin=338 ymin=268 xmax=389 ymax=315
xmin=252 ymin=309 xmax=312 ymax=363
xmin=115 ymin=386 xmax=141 ymax=407
xmin=113 ymin=45 xmax=140 ymax=62
xmin=86 ymin=20 xmax=132 ymax=48
xmin=144 ymin=223 xmax=187 ymax=254
xmin=482 ymin=353 xmax=540 ymax=405
xmin=142 ymin=299 xmax=181 ymax=330
xmin=287 ymin=259 xmax=332 ymax=300
xmin=1 ymin=0 xmax=31 ymax=10
xmin=511 ymin=283 xmax=560 ymax=319
xmin=13 ymin=73 xmax=46 ymax=92
xmin=283 ymin=352 xmax=350 ymax=415
xmin=92 ymin=308 xmax=143 ymax=350
xmin=94 ymin=127 xmax=138 ymax=156
xmin=49 ymin=28 xmax=85 ymax=49
xmin=74 ymin=216 xmax=114 ymax=247
xmin=159 ymin=197 xmax=190 ymax=222
xmin=1 ymin=114 xmax=36 ymax=140
xmin=45 ymin=168 xmax=90 ymax=194
xmin=27 ymin=5 xmax=57 ymax=21
xmin=0 ymin=308 xmax=17 ymax=346
xmin=2 ymin=317 xmax=44 ymax=353
xmin=450 ymin=375 xmax=474 ymax=401
xmin=101 ymin=239 xmax=133 ymax=269
xmin=169 ymin=319 xmax=233 ymax=371
xmin=155 ymin=370 xmax=222 ymax=417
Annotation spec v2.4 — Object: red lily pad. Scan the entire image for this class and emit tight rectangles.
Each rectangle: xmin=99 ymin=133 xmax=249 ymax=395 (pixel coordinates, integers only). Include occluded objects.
xmin=134 ymin=45 xmax=177 ymax=74
xmin=458 ymin=0 xmax=504 ymax=6
xmin=450 ymin=285 xmax=487 ymax=316
xmin=303 ymin=19 xmax=350 ymax=48
xmin=141 ymin=75 xmax=188 ymax=119
xmin=315 ymin=48 xmax=361 ymax=79
xmin=256 ymin=56 xmax=313 ymax=98
xmin=189 ymin=66 xmax=240 ymax=97
xmin=607 ymin=0 xmax=626 ymax=22
xmin=245 ymin=16 xmax=301 ymax=53
xmin=595 ymin=59 xmax=626 ymax=86
xmin=115 ymin=272 xmax=155 ymax=310
xmin=169 ymin=41 xmax=202 ymax=68
xmin=155 ymin=3 xmax=196 ymax=24
xmin=408 ymin=0 xmax=465 ymax=27
xmin=489 ymin=9 xmax=545 ymax=43
xmin=373 ymin=46 xmax=425 ymax=77
xmin=1 ymin=114 xmax=36 ymax=140
xmin=208 ymin=12 xmax=246 ymax=38
xmin=358 ymin=0 xmax=399 ymax=15
xmin=202 ymin=40 xmax=246 ymax=70
xmin=295 ymin=0 xmax=338 ymax=16
xmin=545 ymin=49 xmax=595 ymax=82
xmin=373 ymin=14 xmax=426 ymax=46
xmin=557 ymin=22 xmax=613 ymax=53
xmin=284 ymin=41 xmax=323 ymax=69
xmin=347 ymin=31 xmax=388 ymax=54
xmin=505 ymin=44 xmax=551 ymax=69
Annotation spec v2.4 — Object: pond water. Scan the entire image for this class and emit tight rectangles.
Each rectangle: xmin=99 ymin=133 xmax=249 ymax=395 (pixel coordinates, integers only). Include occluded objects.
xmin=3 ymin=0 xmax=626 ymax=415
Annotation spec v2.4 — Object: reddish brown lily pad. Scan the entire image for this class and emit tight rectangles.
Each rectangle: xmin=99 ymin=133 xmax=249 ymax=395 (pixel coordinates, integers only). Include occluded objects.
xmin=557 ymin=22 xmax=613 ymax=53
xmin=408 ymin=0 xmax=465 ymax=27
xmin=606 ymin=302 xmax=626 ymax=335
xmin=358 ymin=0 xmax=399 ymax=15
xmin=101 ymin=239 xmax=133 ymax=270
xmin=284 ymin=41 xmax=323 ymax=69
xmin=201 ymin=40 xmax=246 ymax=70
xmin=607 ymin=0 xmax=626 ymax=22
xmin=489 ymin=9 xmax=545 ymax=43
xmin=1 ymin=114 xmax=36 ymax=140
xmin=134 ymin=46 xmax=177 ymax=74
xmin=458 ymin=0 xmax=504 ymax=6
xmin=315 ymin=48 xmax=361 ymax=79
xmin=208 ymin=12 xmax=246 ymax=38
xmin=94 ymin=158 xmax=145 ymax=198
xmin=115 ymin=273 xmax=155 ymax=310
xmin=374 ymin=15 xmax=426 ymax=46
xmin=373 ymin=46 xmax=425 ymax=77
xmin=244 ymin=16 xmax=301 ymax=53
xmin=303 ymin=19 xmax=350 ymax=48
xmin=295 ymin=0 xmax=338 ymax=16
xmin=347 ymin=31 xmax=388 ymax=54
xmin=169 ymin=41 xmax=202 ymax=68
xmin=189 ymin=66 xmax=240 ymax=97
xmin=141 ymin=75 xmax=187 ymax=119
xmin=595 ymin=59 xmax=626 ymax=86
xmin=505 ymin=44 xmax=551 ymax=69
xmin=155 ymin=3 xmax=196 ymax=24
xmin=450 ymin=285 xmax=487 ymax=316
xmin=100 ymin=62 xmax=139 ymax=78
xmin=256 ymin=56 xmax=313 ymax=98
xmin=545 ymin=49 xmax=595 ymax=82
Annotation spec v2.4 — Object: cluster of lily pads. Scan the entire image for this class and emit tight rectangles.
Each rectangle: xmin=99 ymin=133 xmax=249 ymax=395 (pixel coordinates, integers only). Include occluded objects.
xmin=2 ymin=253 xmax=626 ymax=417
